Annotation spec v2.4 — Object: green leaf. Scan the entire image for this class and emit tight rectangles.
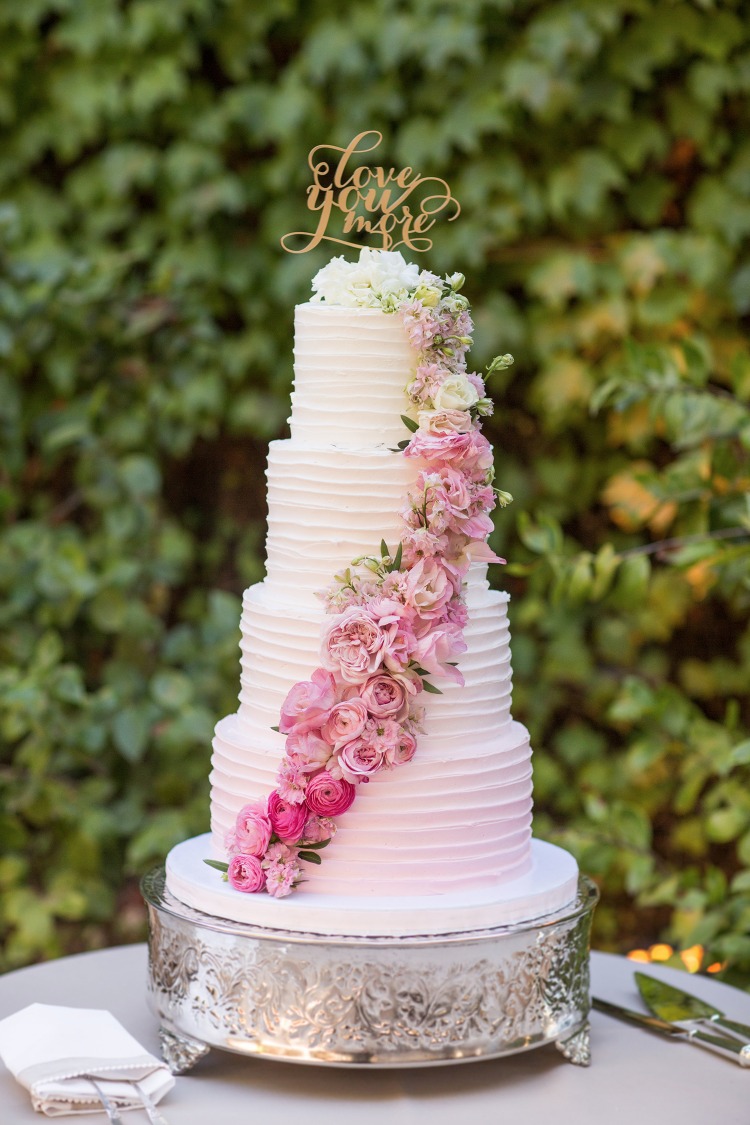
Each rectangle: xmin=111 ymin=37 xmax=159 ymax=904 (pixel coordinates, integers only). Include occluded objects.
xmin=299 ymin=838 xmax=331 ymax=850
xmin=297 ymin=850 xmax=323 ymax=865
xmin=400 ymin=414 xmax=418 ymax=433
xmin=421 ymin=679 xmax=443 ymax=695
xmin=204 ymin=859 xmax=230 ymax=873
xmin=391 ymin=542 xmax=403 ymax=572
xmin=380 ymin=538 xmax=389 ymax=558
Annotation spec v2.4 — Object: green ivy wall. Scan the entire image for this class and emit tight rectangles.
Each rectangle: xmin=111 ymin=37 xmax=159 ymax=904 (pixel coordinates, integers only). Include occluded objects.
xmin=1 ymin=0 xmax=749 ymax=974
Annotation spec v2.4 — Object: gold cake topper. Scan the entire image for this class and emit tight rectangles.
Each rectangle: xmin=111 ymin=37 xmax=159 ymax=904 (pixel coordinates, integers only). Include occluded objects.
xmin=280 ymin=131 xmax=460 ymax=255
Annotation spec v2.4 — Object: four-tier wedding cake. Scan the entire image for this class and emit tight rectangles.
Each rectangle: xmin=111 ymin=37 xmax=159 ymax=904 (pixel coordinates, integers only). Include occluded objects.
xmin=166 ymin=249 xmax=579 ymax=937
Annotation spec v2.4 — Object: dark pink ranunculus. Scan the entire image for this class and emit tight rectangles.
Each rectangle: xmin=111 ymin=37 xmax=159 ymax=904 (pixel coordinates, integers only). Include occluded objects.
xmin=321 ymin=697 xmax=369 ymax=747
xmin=304 ymin=770 xmax=357 ymax=817
xmin=229 ymin=800 xmax=273 ymax=857
xmin=360 ymin=673 xmax=408 ymax=719
xmin=279 ymin=667 xmax=337 ymax=735
xmin=228 ymin=853 xmax=266 ymax=893
xmin=267 ymin=790 xmax=308 ymax=843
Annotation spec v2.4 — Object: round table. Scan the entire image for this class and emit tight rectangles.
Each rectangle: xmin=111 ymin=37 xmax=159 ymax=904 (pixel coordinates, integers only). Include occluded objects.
xmin=0 ymin=945 xmax=748 ymax=1124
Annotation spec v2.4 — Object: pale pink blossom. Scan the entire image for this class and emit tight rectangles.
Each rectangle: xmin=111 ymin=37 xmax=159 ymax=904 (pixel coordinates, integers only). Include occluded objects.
xmin=279 ymin=668 xmax=337 ymax=734
xmin=275 ymin=757 xmax=309 ymax=804
xmin=264 ymin=860 xmax=299 ymax=898
xmin=228 ymin=854 xmax=266 ymax=893
xmin=417 ymin=408 xmax=473 ymax=434
xmin=301 ymin=814 xmax=337 ymax=844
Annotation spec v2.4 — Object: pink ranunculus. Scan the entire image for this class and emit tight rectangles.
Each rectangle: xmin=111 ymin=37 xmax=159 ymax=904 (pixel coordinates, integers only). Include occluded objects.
xmin=338 ymin=737 xmax=386 ymax=781
xmin=360 ymin=673 xmax=408 ymax=719
xmin=404 ymin=557 xmax=456 ymax=623
xmin=304 ymin=770 xmax=357 ymax=817
xmin=285 ymin=729 xmax=333 ymax=772
xmin=279 ymin=667 xmax=337 ymax=735
xmin=267 ymin=791 xmax=308 ymax=843
xmin=413 ymin=623 xmax=467 ymax=685
xmin=230 ymin=800 xmax=273 ymax=857
xmin=320 ymin=606 xmax=385 ymax=683
xmin=228 ymin=854 xmax=266 ymax=893
xmin=321 ymin=697 xmax=369 ymax=748
xmin=384 ymin=728 xmax=417 ymax=768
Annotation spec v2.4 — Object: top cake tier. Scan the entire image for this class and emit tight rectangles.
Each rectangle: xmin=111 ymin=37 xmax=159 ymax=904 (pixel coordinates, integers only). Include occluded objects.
xmin=289 ymin=304 xmax=417 ymax=449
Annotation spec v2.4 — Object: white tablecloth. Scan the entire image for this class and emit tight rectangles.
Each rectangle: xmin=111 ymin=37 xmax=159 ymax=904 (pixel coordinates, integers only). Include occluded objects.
xmin=1 ymin=945 xmax=748 ymax=1124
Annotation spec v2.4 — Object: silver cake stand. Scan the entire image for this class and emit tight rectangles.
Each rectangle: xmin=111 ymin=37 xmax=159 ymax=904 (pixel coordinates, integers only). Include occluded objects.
xmin=142 ymin=867 xmax=598 ymax=1072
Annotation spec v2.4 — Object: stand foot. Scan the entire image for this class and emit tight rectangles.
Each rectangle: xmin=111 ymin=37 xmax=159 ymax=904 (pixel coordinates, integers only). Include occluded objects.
xmin=555 ymin=1023 xmax=590 ymax=1067
xmin=159 ymin=1027 xmax=210 ymax=1074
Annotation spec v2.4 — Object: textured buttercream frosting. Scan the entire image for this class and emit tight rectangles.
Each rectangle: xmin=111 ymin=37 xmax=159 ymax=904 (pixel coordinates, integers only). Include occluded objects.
xmin=167 ymin=290 xmax=578 ymax=931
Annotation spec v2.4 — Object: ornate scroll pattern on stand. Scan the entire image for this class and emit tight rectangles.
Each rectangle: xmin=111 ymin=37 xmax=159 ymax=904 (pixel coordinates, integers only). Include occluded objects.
xmin=144 ymin=870 xmax=597 ymax=1068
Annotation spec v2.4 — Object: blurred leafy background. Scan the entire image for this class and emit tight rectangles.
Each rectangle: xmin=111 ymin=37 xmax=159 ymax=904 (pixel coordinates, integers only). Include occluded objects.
xmin=1 ymin=0 xmax=749 ymax=980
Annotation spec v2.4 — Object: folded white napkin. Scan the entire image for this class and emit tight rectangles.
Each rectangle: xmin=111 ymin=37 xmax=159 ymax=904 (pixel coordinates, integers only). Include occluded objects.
xmin=0 ymin=1003 xmax=174 ymax=1116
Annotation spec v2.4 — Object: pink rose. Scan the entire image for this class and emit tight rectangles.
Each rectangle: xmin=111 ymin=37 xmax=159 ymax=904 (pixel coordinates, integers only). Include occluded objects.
xmin=228 ymin=800 xmax=272 ymax=857
xmin=285 ymin=729 xmax=333 ymax=772
xmin=404 ymin=557 xmax=456 ymax=622
xmin=404 ymin=429 xmax=475 ymax=465
xmin=279 ymin=668 xmax=337 ymax=734
xmin=305 ymin=770 xmax=357 ymax=817
xmin=364 ymin=596 xmax=417 ymax=672
xmin=267 ymin=791 xmax=308 ymax=843
xmin=412 ymin=623 xmax=467 ymax=684
xmin=417 ymin=408 xmax=473 ymax=434
xmin=338 ymin=737 xmax=385 ymax=780
xmin=360 ymin=673 xmax=408 ymax=719
xmin=384 ymin=729 xmax=417 ymax=768
xmin=228 ymin=854 xmax=266 ymax=893
xmin=320 ymin=606 xmax=384 ymax=683
xmin=321 ymin=697 xmax=369 ymax=747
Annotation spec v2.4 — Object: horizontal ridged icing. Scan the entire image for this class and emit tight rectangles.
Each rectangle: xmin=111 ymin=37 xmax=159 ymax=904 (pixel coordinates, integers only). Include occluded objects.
xmin=202 ymin=301 xmax=538 ymax=899
xmin=289 ymin=304 xmax=416 ymax=448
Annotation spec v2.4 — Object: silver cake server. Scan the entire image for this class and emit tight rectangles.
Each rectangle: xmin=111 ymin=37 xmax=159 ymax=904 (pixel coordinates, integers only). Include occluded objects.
xmin=592 ymin=996 xmax=750 ymax=1066
xmin=635 ymin=971 xmax=750 ymax=1043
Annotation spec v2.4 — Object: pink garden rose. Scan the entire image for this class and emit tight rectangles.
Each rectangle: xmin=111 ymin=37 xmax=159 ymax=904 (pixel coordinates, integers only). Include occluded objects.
xmin=279 ymin=667 xmax=337 ymax=734
xmin=320 ymin=606 xmax=385 ymax=683
xmin=228 ymin=800 xmax=272 ymax=857
xmin=338 ymin=737 xmax=385 ymax=781
xmin=412 ymin=623 xmax=467 ymax=684
xmin=404 ymin=557 xmax=456 ymax=623
xmin=321 ymin=697 xmax=369 ymax=747
xmin=417 ymin=408 xmax=473 ymax=434
xmin=285 ymin=729 xmax=333 ymax=772
xmin=360 ymin=673 xmax=408 ymax=719
xmin=228 ymin=854 xmax=266 ymax=893
xmin=364 ymin=596 xmax=417 ymax=672
xmin=384 ymin=728 xmax=417 ymax=768
xmin=304 ymin=770 xmax=357 ymax=817
xmin=267 ymin=791 xmax=308 ymax=843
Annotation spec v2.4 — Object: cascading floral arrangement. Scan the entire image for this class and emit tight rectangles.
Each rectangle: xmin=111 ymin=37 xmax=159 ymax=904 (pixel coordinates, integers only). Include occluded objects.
xmin=206 ymin=249 xmax=512 ymax=898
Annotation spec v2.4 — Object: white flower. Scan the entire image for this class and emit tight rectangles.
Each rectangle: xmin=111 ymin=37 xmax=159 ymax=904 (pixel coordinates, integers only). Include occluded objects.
xmin=432 ymin=372 xmax=479 ymax=411
xmin=311 ymin=249 xmax=420 ymax=307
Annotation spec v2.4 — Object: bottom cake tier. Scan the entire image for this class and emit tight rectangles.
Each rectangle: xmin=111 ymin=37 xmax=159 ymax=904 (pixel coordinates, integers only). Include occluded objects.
xmin=165 ymin=833 xmax=578 ymax=937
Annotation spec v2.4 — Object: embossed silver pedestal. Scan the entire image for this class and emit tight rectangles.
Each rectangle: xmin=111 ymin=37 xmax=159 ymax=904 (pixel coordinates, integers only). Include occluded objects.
xmin=142 ymin=868 xmax=598 ymax=1071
